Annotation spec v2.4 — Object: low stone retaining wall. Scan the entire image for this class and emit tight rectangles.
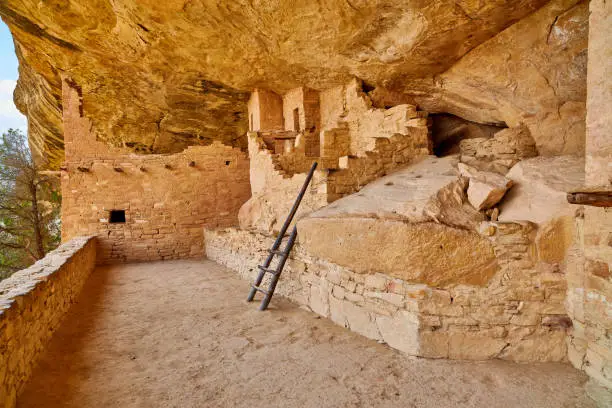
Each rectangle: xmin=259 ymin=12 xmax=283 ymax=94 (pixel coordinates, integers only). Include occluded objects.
xmin=205 ymin=227 xmax=569 ymax=363
xmin=0 ymin=237 xmax=96 ymax=408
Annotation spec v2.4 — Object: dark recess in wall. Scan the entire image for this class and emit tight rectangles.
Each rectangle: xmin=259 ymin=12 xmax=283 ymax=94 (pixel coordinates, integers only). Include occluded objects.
xmin=430 ymin=113 xmax=507 ymax=157
xmin=109 ymin=210 xmax=126 ymax=223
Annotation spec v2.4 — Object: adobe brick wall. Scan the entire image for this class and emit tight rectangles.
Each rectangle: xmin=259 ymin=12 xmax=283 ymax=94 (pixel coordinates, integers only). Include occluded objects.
xmin=240 ymin=80 xmax=432 ymax=231
xmin=319 ymin=80 xmax=430 ymax=157
xmin=61 ymin=79 xmax=251 ymax=264
xmin=0 ymin=237 xmax=96 ymax=408
xmin=238 ymin=132 xmax=329 ymax=232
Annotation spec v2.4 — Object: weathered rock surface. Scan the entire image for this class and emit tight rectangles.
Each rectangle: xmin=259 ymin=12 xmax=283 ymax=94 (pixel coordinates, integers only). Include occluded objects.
xmin=535 ymin=215 xmax=575 ymax=264
xmin=298 ymin=156 xmax=498 ymax=287
xmin=458 ymin=163 xmax=513 ymax=210
xmin=401 ymin=0 xmax=588 ymax=156
xmin=298 ymin=218 xmax=498 ymax=287
xmin=0 ymin=0 xmax=586 ymax=168
xmin=459 ymin=125 xmax=538 ymax=174
xmin=498 ymin=156 xmax=585 ymax=224
xmin=314 ymin=155 xmax=480 ymax=224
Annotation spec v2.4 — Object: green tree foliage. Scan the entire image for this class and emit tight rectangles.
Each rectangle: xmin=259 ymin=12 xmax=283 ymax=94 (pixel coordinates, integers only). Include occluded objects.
xmin=0 ymin=129 xmax=61 ymax=279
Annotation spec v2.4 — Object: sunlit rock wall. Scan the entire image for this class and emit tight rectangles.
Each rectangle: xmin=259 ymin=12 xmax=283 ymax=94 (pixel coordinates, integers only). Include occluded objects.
xmin=0 ymin=0 xmax=587 ymax=168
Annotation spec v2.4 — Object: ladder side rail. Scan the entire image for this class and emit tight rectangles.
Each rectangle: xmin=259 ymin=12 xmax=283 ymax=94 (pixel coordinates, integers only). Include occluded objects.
xmin=247 ymin=161 xmax=317 ymax=303
xmin=259 ymin=226 xmax=298 ymax=310
xmin=247 ymin=254 xmax=274 ymax=302
xmin=270 ymin=161 xmax=317 ymax=249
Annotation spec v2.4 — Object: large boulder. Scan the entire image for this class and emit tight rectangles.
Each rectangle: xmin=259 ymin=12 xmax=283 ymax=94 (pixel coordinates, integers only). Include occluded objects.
xmin=298 ymin=218 xmax=498 ymax=287
xmin=498 ymin=156 xmax=585 ymax=224
xmin=298 ymin=156 xmax=498 ymax=287
xmin=314 ymin=155 xmax=483 ymax=228
xmin=498 ymin=156 xmax=584 ymax=265
xmin=458 ymin=163 xmax=513 ymax=210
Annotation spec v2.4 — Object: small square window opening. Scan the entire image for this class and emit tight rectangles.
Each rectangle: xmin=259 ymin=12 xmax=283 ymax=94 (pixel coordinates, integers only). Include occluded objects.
xmin=109 ymin=210 xmax=126 ymax=223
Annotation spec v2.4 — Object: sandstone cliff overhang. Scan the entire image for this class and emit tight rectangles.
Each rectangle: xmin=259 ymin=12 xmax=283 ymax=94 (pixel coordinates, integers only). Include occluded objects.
xmin=0 ymin=0 xmax=587 ymax=168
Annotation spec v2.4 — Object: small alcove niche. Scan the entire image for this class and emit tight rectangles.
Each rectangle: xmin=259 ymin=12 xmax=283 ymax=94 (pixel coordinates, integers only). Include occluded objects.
xmin=109 ymin=210 xmax=126 ymax=223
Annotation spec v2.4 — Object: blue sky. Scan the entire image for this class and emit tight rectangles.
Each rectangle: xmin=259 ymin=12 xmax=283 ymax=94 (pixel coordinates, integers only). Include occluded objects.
xmin=0 ymin=20 xmax=27 ymax=135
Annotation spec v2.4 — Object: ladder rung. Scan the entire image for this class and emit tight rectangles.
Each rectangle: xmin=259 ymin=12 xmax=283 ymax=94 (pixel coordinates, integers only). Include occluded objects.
xmin=250 ymin=285 xmax=269 ymax=295
xmin=258 ymin=265 xmax=279 ymax=275
xmin=247 ymin=162 xmax=317 ymax=310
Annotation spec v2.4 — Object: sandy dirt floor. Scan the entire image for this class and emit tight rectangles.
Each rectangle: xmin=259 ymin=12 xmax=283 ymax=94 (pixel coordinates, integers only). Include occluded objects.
xmin=18 ymin=260 xmax=595 ymax=408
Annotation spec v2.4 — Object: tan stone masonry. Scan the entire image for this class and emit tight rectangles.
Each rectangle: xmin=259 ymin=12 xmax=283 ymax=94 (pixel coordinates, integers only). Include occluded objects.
xmin=0 ymin=237 xmax=96 ymax=408
xmin=565 ymin=1 xmax=612 ymax=401
xmin=205 ymin=224 xmax=569 ymax=362
xmin=240 ymin=80 xmax=432 ymax=230
xmin=61 ymin=79 xmax=252 ymax=264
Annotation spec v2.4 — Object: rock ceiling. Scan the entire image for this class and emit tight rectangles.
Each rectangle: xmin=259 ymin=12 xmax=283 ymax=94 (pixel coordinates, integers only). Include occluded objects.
xmin=0 ymin=0 xmax=587 ymax=169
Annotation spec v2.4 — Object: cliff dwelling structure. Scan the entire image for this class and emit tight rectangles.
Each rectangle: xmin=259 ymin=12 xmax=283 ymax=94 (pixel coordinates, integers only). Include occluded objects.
xmin=0 ymin=0 xmax=611 ymax=407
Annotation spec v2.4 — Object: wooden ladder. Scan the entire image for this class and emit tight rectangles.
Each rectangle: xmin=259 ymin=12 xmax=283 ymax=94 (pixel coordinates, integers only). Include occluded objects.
xmin=247 ymin=161 xmax=318 ymax=310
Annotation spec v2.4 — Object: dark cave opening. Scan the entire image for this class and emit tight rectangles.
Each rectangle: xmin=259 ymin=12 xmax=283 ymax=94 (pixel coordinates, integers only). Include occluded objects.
xmin=430 ymin=113 xmax=507 ymax=157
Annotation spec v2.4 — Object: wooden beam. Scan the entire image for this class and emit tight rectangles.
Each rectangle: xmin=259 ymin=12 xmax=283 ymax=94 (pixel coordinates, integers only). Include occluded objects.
xmin=567 ymin=189 xmax=612 ymax=207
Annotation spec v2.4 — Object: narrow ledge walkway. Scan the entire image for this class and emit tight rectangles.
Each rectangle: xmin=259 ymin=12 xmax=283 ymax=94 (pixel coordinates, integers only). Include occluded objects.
xmin=19 ymin=260 xmax=594 ymax=408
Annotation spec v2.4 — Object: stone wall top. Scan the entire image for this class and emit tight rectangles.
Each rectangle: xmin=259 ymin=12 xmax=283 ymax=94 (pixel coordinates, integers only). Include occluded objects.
xmin=0 ymin=236 xmax=95 ymax=306
xmin=0 ymin=236 xmax=97 ymax=408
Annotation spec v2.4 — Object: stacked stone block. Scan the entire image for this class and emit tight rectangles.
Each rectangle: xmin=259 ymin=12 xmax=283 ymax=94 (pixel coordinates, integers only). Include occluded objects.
xmin=205 ymin=224 xmax=570 ymax=362
xmin=564 ymin=1 xmax=612 ymax=401
xmin=327 ymin=130 xmax=431 ymax=200
xmin=0 ymin=237 xmax=96 ymax=408
xmin=459 ymin=125 xmax=538 ymax=174
xmin=61 ymin=143 xmax=251 ymax=264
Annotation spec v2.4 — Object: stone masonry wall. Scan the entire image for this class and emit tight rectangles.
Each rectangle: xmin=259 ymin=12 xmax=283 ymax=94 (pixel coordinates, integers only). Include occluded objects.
xmin=282 ymin=87 xmax=320 ymax=134
xmin=248 ymin=89 xmax=284 ymax=132
xmin=566 ymin=0 xmax=612 ymax=398
xmin=327 ymin=131 xmax=431 ymax=201
xmin=61 ymin=79 xmax=252 ymax=264
xmin=0 ymin=237 xmax=96 ymax=408
xmin=205 ymin=225 xmax=569 ymax=362
xmin=238 ymin=132 xmax=329 ymax=232
xmin=319 ymin=80 xmax=431 ymax=157
xmin=244 ymin=80 xmax=433 ymax=213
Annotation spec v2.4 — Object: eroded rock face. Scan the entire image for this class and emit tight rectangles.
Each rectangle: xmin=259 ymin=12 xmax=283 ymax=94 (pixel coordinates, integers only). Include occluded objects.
xmin=298 ymin=156 xmax=498 ymax=287
xmin=458 ymin=163 xmax=513 ymax=210
xmin=0 ymin=0 xmax=586 ymax=168
xmin=402 ymin=0 xmax=588 ymax=156
xmin=498 ymin=155 xmax=585 ymax=224
xmin=298 ymin=218 xmax=498 ymax=287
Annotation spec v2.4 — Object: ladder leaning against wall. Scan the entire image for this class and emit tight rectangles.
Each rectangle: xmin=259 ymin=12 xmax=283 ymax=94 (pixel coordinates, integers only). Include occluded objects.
xmin=247 ymin=161 xmax=318 ymax=311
